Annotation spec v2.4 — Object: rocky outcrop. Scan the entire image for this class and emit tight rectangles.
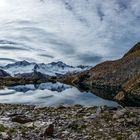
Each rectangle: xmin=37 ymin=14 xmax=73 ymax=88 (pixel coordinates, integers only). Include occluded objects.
xmin=63 ymin=42 xmax=140 ymax=106
xmin=123 ymin=42 xmax=140 ymax=57
xmin=114 ymin=73 xmax=140 ymax=106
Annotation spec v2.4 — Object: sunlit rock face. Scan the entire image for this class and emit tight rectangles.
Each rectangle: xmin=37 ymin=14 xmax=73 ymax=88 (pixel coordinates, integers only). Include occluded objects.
xmin=0 ymin=0 xmax=140 ymax=65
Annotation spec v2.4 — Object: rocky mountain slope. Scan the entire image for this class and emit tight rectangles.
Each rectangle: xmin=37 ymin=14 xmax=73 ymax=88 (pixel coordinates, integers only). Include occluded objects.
xmin=62 ymin=42 xmax=140 ymax=106
xmin=0 ymin=69 xmax=11 ymax=78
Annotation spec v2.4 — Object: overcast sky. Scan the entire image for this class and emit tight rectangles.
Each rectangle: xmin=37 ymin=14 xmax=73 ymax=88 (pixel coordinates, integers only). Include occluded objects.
xmin=0 ymin=0 xmax=140 ymax=66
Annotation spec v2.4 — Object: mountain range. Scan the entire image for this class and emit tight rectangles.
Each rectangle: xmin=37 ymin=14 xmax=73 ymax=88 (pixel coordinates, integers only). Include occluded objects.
xmin=0 ymin=42 xmax=140 ymax=106
xmin=0 ymin=60 xmax=89 ymax=77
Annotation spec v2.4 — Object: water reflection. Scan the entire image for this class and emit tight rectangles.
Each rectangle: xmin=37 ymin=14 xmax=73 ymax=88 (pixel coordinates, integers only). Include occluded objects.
xmin=8 ymin=82 xmax=71 ymax=92
xmin=0 ymin=82 xmax=119 ymax=107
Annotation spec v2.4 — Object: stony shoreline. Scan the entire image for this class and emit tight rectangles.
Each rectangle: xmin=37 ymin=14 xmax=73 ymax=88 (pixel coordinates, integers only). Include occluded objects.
xmin=0 ymin=104 xmax=139 ymax=140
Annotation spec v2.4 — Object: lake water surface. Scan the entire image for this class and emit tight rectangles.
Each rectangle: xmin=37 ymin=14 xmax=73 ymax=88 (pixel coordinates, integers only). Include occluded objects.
xmin=0 ymin=82 xmax=119 ymax=107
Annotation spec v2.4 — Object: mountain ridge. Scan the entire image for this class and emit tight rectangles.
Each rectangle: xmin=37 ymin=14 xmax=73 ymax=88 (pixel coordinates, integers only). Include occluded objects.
xmin=60 ymin=42 xmax=140 ymax=106
xmin=1 ymin=60 xmax=89 ymax=77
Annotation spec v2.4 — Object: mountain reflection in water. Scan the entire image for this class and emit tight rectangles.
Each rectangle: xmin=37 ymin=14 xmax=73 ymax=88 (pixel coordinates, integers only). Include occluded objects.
xmin=0 ymin=82 xmax=119 ymax=107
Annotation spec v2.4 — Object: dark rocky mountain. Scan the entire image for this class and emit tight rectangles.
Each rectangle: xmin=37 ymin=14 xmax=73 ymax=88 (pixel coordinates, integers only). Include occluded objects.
xmin=48 ymin=61 xmax=73 ymax=69
xmin=14 ymin=71 xmax=48 ymax=80
xmin=61 ymin=42 xmax=140 ymax=106
xmin=0 ymin=69 xmax=11 ymax=78
xmin=77 ymin=65 xmax=90 ymax=69
xmin=5 ymin=60 xmax=32 ymax=68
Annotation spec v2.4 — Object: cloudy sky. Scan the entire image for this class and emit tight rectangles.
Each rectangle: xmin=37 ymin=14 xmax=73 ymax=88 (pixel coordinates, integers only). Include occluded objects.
xmin=0 ymin=0 xmax=140 ymax=66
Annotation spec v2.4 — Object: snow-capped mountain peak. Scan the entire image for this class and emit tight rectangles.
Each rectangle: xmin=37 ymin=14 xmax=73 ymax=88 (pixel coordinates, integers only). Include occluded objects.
xmin=1 ymin=61 xmax=89 ymax=77
xmin=48 ymin=61 xmax=73 ymax=68
xmin=5 ymin=60 xmax=33 ymax=68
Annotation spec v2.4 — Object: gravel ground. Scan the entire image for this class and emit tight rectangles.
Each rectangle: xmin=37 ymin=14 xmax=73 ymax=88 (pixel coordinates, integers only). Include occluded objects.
xmin=0 ymin=104 xmax=139 ymax=140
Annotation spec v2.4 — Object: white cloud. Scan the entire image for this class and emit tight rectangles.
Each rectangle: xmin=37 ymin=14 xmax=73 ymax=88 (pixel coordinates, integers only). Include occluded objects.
xmin=0 ymin=0 xmax=140 ymax=65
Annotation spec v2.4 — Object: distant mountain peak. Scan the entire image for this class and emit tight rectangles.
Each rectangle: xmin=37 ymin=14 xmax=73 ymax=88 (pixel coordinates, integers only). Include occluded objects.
xmin=77 ymin=65 xmax=90 ymax=69
xmin=49 ymin=61 xmax=65 ymax=65
xmin=15 ymin=60 xmax=31 ymax=66
xmin=5 ymin=60 xmax=31 ymax=68
xmin=33 ymin=64 xmax=39 ymax=71
xmin=48 ymin=61 xmax=73 ymax=68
